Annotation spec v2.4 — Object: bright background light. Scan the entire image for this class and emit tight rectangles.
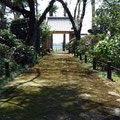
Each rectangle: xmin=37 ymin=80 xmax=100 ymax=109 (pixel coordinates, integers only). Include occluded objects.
xmin=6 ymin=0 xmax=102 ymax=44
xmin=38 ymin=0 xmax=92 ymax=44
xmin=53 ymin=34 xmax=69 ymax=44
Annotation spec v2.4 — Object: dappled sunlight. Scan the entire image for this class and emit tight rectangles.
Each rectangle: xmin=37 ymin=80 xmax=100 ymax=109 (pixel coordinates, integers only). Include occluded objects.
xmin=0 ymin=54 xmax=120 ymax=119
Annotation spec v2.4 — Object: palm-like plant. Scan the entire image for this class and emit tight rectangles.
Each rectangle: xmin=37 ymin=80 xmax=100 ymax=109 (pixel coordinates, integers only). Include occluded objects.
xmin=49 ymin=5 xmax=58 ymax=16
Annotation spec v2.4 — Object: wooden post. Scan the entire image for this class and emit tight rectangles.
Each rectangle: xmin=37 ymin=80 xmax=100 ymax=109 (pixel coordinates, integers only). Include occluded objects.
xmin=22 ymin=60 xmax=25 ymax=67
xmin=85 ymin=55 xmax=87 ymax=63
xmin=5 ymin=62 xmax=10 ymax=77
xmin=80 ymin=53 xmax=82 ymax=60
xmin=36 ymin=54 xmax=37 ymax=60
xmin=74 ymin=53 xmax=76 ymax=57
xmin=11 ymin=66 xmax=14 ymax=72
xmin=93 ymin=57 xmax=96 ymax=70
xmin=77 ymin=53 xmax=79 ymax=57
xmin=63 ymin=34 xmax=66 ymax=51
xmin=42 ymin=51 xmax=44 ymax=57
xmin=69 ymin=50 xmax=71 ymax=53
xmin=51 ymin=34 xmax=53 ymax=50
xmin=107 ymin=61 xmax=112 ymax=80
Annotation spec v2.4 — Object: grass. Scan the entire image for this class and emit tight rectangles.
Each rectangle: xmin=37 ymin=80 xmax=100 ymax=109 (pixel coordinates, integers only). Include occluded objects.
xmin=53 ymin=46 xmax=62 ymax=52
xmin=0 ymin=56 xmax=41 ymax=89
xmin=53 ymin=46 xmax=68 ymax=53
xmin=0 ymin=65 xmax=26 ymax=88
xmin=74 ymin=55 xmax=120 ymax=82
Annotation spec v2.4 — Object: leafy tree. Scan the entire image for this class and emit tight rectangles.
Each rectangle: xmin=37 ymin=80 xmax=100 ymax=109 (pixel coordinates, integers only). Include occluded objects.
xmin=10 ymin=18 xmax=29 ymax=41
xmin=13 ymin=45 xmax=35 ymax=64
xmin=0 ymin=0 xmax=56 ymax=51
xmin=49 ymin=4 xmax=58 ymax=16
xmin=57 ymin=0 xmax=88 ymax=53
xmin=0 ymin=29 xmax=22 ymax=48
xmin=0 ymin=0 xmax=88 ymax=53
xmin=93 ymin=36 xmax=120 ymax=67
xmin=0 ymin=43 xmax=10 ymax=58
xmin=77 ymin=35 xmax=98 ymax=53
xmin=94 ymin=0 xmax=120 ymax=37
xmin=66 ymin=38 xmax=77 ymax=53
xmin=0 ymin=3 xmax=7 ymax=30
xmin=59 ymin=0 xmax=88 ymax=40
xmin=91 ymin=0 xmax=95 ymax=29
xmin=41 ymin=21 xmax=53 ymax=51
xmin=0 ymin=29 xmax=35 ymax=65
xmin=66 ymin=35 xmax=98 ymax=54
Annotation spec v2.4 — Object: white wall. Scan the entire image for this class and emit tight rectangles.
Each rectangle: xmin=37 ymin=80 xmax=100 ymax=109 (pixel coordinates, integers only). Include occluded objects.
xmin=53 ymin=34 xmax=69 ymax=44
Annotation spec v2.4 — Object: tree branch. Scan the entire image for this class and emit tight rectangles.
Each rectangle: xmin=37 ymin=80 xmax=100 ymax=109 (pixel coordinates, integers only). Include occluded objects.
xmin=74 ymin=0 xmax=79 ymax=19
xmin=77 ymin=2 xmax=81 ymax=20
xmin=57 ymin=0 xmax=78 ymax=36
xmin=27 ymin=0 xmax=35 ymax=19
xmin=27 ymin=0 xmax=35 ymax=12
xmin=0 ymin=0 xmax=30 ymax=17
xmin=37 ymin=0 xmax=55 ymax=26
xmin=78 ymin=0 xmax=87 ymax=35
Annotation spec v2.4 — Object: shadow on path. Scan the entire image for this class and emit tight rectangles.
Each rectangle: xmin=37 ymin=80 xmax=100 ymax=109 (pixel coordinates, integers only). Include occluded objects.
xmin=0 ymin=54 xmax=120 ymax=120
xmin=1 ymin=84 xmax=120 ymax=120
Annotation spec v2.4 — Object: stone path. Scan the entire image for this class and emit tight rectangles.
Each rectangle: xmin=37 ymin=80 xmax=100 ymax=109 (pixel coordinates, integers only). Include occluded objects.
xmin=0 ymin=54 xmax=120 ymax=120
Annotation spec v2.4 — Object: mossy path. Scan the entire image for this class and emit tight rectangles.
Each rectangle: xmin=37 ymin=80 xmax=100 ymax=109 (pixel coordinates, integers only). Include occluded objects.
xmin=0 ymin=54 xmax=120 ymax=120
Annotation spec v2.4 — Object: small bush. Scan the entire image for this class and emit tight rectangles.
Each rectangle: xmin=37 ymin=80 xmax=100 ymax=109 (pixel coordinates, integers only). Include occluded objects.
xmin=0 ymin=29 xmax=22 ymax=48
xmin=0 ymin=58 xmax=8 ymax=76
xmin=0 ymin=58 xmax=22 ymax=77
xmin=0 ymin=44 xmax=10 ymax=58
xmin=13 ymin=45 xmax=35 ymax=64
xmin=93 ymin=36 xmax=120 ymax=67
xmin=66 ymin=37 xmax=77 ymax=53
xmin=10 ymin=18 xmax=29 ymax=41
xmin=77 ymin=35 xmax=98 ymax=54
xmin=66 ymin=35 xmax=98 ymax=54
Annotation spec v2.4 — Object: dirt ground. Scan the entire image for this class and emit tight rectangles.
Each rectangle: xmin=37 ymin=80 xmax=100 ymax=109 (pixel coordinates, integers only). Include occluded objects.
xmin=0 ymin=53 xmax=120 ymax=120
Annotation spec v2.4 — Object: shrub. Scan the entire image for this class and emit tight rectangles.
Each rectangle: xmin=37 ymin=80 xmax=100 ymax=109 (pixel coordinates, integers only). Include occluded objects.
xmin=66 ymin=35 xmax=98 ymax=54
xmin=0 ymin=58 xmax=8 ymax=76
xmin=77 ymin=35 xmax=99 ymax=54
xmin=0 ymin=18 xmax=7 ymax=30
xmin=93 ymin=36 xmax=120 ymax=67
xmin=10 ymin=18 xmax=29 ymax=41
xmin=0 ymin=58 xmax=21 ymax=77
xmin=41 ymin=21 xmax=53 ymax=51
xmin=13 ymin=45 xmax=35 ymax=64
xmin=0 ymin=29 xmax=22 ymax=48
xmin=0 ymin=44 xmax=10 ymax=58
xmin=66 ymin=37 xmax=77 ymax=53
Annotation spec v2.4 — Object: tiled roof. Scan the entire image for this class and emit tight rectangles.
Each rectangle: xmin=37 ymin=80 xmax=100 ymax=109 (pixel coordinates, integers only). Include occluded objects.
xmin=47 ymin=17 xmax=73 ymax=32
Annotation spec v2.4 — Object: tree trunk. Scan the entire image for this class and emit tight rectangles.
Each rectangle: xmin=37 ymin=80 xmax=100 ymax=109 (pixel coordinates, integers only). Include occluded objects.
xmin=35 ymin=25 xmax=41 ymax=53
xmin=25 ymin=17 xmax=36 ymax=46
xmin=51 ymin=34 xmax=53 ymax=49
xmin=57 ymin=0 xmax=78 ymax=39
xmin=74 ymin=0 xmax=79 ymax=19
xmin=91 ymin=0 xmax=95 ymax=29
xmin=37 ymin=0 xmax=55 ymax=26
xmin=78 ymin=0 xmax=87 ymax=39
xmin=35 ymin=0 xmax=38 ymax=16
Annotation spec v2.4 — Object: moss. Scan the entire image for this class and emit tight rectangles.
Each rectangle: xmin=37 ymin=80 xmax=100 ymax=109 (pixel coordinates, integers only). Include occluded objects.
xmin=0 ymin=54 xmax=120 ymax=119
